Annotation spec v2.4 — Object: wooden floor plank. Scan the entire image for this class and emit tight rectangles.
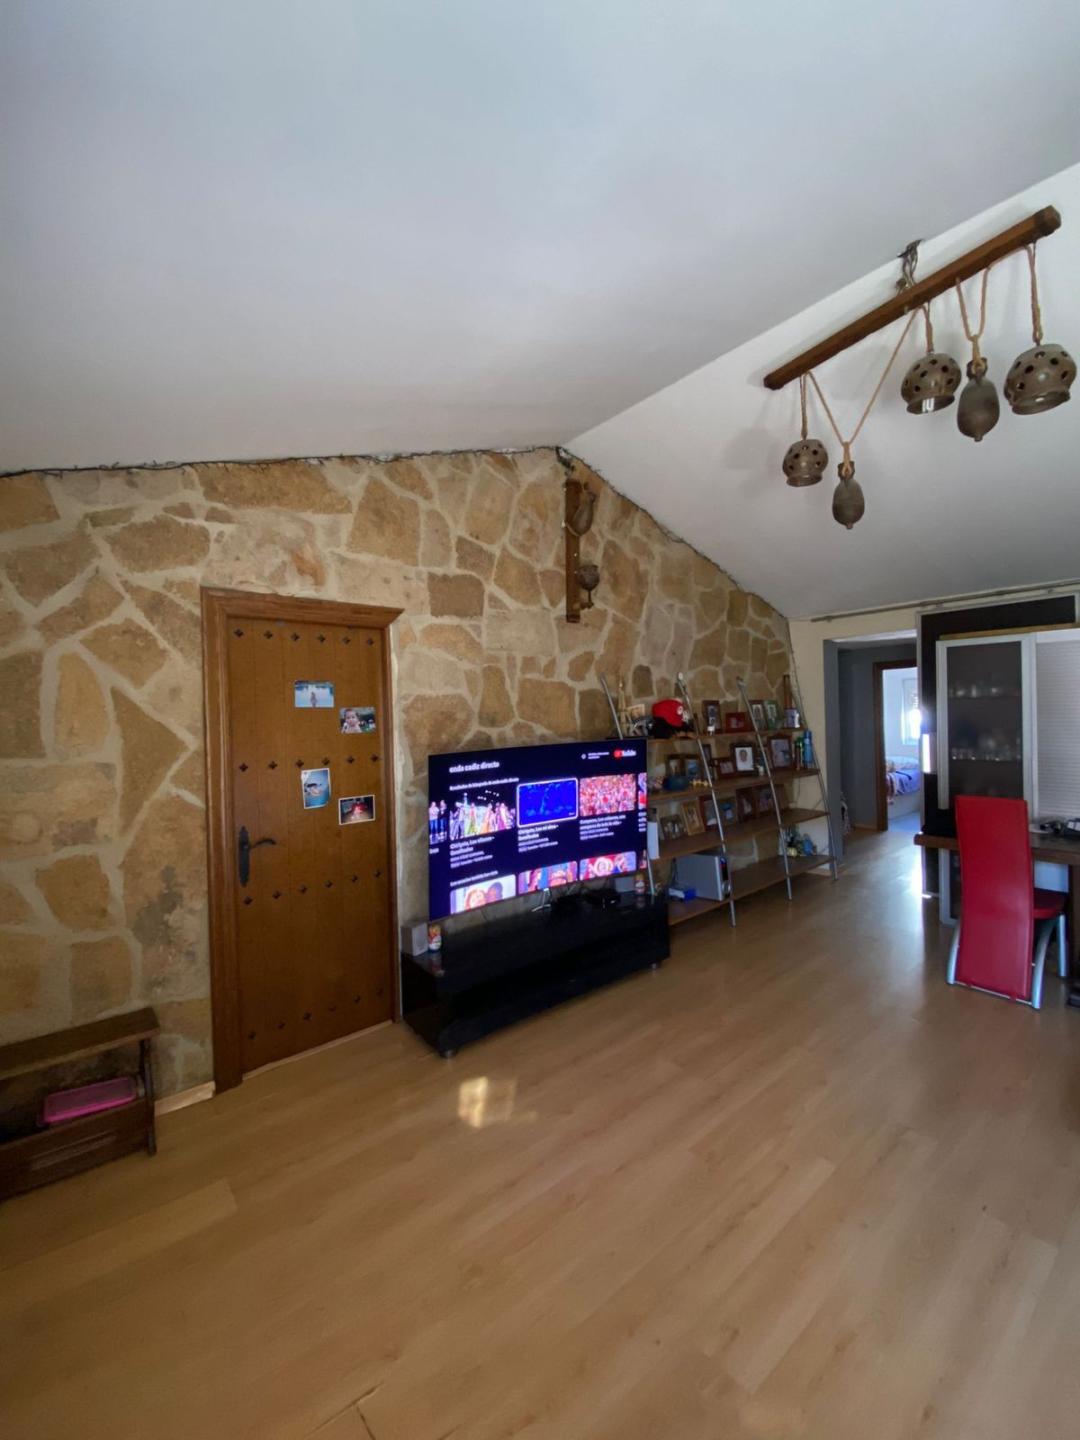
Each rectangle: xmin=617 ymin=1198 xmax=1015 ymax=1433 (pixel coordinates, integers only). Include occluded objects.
xmin=3 ymin=829 xmax=1080 ymax=1439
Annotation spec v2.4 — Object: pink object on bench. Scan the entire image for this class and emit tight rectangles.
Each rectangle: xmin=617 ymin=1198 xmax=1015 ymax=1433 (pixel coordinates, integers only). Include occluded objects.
xmin=42 ymin=1076 xmax=138 ymax=1125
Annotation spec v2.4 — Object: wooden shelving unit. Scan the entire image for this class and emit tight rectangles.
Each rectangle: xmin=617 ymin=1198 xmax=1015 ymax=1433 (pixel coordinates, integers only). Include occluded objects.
xmin=650 ymin=673 xmax=838 ymax=929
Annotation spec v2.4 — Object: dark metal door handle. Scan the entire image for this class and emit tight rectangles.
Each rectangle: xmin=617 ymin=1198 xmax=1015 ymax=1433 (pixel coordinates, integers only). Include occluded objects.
xmin=238 ymin=825 xmax=277 ymax=887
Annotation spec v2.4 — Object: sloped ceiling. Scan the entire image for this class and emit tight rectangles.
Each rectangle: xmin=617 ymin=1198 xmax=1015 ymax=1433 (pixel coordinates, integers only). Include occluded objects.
xmin=574 ymin=163 xmax=1080 ymax=618
xmin=2 ymin=1 xmax=1079 ymax=476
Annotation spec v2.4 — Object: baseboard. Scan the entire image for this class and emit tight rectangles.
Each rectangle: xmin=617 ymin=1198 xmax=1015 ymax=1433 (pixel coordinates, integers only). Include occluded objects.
xmin=245 ymin=1021 xmax=393 ymax=1079
xmin=156 ymin=1080 xmax=215 ymax=1116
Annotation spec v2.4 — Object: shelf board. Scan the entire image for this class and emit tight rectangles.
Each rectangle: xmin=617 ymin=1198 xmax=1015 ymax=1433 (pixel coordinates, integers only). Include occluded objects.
xmin=725 ymin=806 xmax=828 ymax=841
xmin=657 ymin=807 xmax=828 ymax=860
xmin=659 ymin=831 xmax=724 ymax=862
xmin=730 ymin=852 xmax=834 ymax=900
xmin=650 ymin=769 xmax=819 ymax=805
xmin=668 ymin=895 xmax=728 ymax=926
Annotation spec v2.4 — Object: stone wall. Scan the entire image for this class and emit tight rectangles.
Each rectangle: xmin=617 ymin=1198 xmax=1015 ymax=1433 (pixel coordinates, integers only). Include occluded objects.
xmin=0 ymin=449 xmax=792 ymax=1092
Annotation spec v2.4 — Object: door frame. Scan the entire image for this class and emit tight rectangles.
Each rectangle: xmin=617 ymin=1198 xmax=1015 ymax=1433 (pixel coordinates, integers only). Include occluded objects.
xmin=873 ymin=659 xmax=917 ymax=831
xmin=201 ymin=587 xmax=402 ymax=1092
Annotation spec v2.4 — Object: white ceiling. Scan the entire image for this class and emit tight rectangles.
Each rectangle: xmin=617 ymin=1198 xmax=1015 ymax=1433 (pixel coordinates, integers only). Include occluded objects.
xmin=2 ymin=1 xmax=1079 ymax=475
xmin=574 ymin=162 xmax=1080 ymax=618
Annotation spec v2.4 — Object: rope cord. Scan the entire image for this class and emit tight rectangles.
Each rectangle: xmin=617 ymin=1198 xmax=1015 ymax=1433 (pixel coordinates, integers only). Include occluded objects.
xmin=1026 ymin=244 xmax=1044 ymax=343
xmin=922 ymin=304 xmax=934 ymax=353
xmin=806 ymin=309 xmax=919 ymax=471
xmin=798 ymin=374 xmax=808 ymax=440
xmin=954 ymin=266 xmax=993 ymax=368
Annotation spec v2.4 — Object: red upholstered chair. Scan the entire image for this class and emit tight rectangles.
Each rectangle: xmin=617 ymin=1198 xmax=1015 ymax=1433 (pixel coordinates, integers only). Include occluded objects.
xmin=947 ymin=795 xmax=1067 ymax=1009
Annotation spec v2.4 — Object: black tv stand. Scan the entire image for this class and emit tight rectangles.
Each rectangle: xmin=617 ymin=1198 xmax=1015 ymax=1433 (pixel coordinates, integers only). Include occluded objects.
xmin=401 ymin=894 xmax=669 ymax=1057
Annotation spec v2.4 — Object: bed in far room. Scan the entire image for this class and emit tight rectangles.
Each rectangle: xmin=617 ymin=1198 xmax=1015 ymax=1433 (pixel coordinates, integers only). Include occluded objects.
xmin=885 ymin=756 xmax=922 ymax=818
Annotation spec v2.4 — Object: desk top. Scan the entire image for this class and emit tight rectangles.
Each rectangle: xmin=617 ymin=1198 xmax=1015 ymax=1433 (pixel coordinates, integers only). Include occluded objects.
xmin=915 ymin=830 xmax=1080 ymax=866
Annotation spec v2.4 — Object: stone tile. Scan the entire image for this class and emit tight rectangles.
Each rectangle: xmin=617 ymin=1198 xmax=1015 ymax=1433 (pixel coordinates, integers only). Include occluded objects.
xmin=2 ymin=528 xmax=96 ymax=607
xmin=380 ymin=457 xmax=433 ymax=499
xmin=38 ymin=572 xmax=124 ymax=643
xmin=493 ymin=549 xmax=542 ymax=605
xmin=37 ymin=853 xmax=115 ymax=931
xmin=0 ymin=879 xmax=34 ymax=926
xmin=70 ymin=935 xmax=132 ymax=1020
xmin=455 ymin=536 xmax=496 ymax=580
xmin=124 ymin=582 xmax=202 ymax=665
xmin=195 ymin=460 xmax=351 ymax=512
xmin=462 ymin=469 xmax=514 ymax=546
xmin=402 ymin=693 xmax=474 ymax=772
xmin=415 ymin=622 xmax=483 ymax=665
xmin=479 ymin=665 xmax=514 ymax=728
xmin=0 ymin=932 xmax=48 ymax=1035
xmin=113 ymin=689 xmax=186 ymax=830
xmin=333 ymin=553 xmax=427 ymax=613
xmin=82 ymin=618 xmax=169 ymax=687
xmin=0 ymin=762 xmax=116 ymax=860
xmin=347 ymin=478 xmax=421 ymax=564
xmin=104 ymin=515 xmax=211 ymax=572
xmin=419 ymin=507 xmax=452 ymax=568
xmin=171 ymin=750 xmax=205 ymax=801
xmin=0 ymin=592 xmax=26 ymax=648
xmin=484 ymin=608 xmax=557 ymax=657
xmin=122 ymin=794 xmax=208 ymax=1000
xmin=517 ymin=678 xmax=577 ymax=737
xmin=0 ymin=474 xmax=59 ymax=530
xmin=428 ymin=572 xmax=485 ymax=618
xmin=54 ymin=652 xmax=109 ymax=758
xmin=63 ymin=469 xmax=192 ymax=507
xmin=0 ymin=652 xmax=44 ymax=758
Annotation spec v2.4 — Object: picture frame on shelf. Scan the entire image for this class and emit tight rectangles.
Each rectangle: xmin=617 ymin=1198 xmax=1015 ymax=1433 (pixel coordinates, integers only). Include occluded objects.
xmin=749 ymin=699 xmax=767 ymax=732
xmin=784 ymin=707 xmax=801 ymax=729
xmin=737 ymin=789 xmax=755 ymax=821
xmin=764 ymin=699 xmax=782 ymax=731
xmin=716 ymin=755 xmax=736 ymax=777
xmin=719 ymin=797 xmax=736 ymax=824
xmin=681 ymin=799 xmax=705 ymax=836
xmin=733 ymin=743 xmax=756 ymax=773
xmin=724 ymin=710 xmax=750 ymax=733
xmin=702 ymin=699 xmax=721 ymax=734
xmin=755 ymin=785 xmax=773 ymax=816
xmin=769 ymin=735 xmax=793 ymax=770
xmin=684 ymin=755 xmax=702 ymax=785
xmin=665 ymin=755 xmax=685 ymax=779
xmin=661 ymin=812 xmax=685 ymax=841
xmin=701 ymin=796 xmax=720 ymax=831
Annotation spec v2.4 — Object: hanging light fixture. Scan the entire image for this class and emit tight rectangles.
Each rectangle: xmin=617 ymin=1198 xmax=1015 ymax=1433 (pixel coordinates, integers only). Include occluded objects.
xmin=831 ymin=452 xmax=864 ymax=530
xmin=782 ymin=375 xmax=828 ymax=486
xmin=1005 ymin=245 xmax=1075 ymax=413
xmin=954 ymin=269 xmax=999 ymax=443
xmin=806 ymin=307 xmax=918 ymax=530
xmin=900 ymin=304 xmax=961 ymax=413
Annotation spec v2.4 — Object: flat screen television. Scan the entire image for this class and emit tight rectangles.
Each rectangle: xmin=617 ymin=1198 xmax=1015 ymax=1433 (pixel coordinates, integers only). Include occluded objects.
xmin=428 ymin=738 xmax=648 ymax=920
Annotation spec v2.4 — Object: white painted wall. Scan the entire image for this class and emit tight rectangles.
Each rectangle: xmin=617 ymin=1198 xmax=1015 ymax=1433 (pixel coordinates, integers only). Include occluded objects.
xmin=574 ymin=163 xmax=1080 ymax=617
xmin=883 ymin=668 xmax=918 ymax=761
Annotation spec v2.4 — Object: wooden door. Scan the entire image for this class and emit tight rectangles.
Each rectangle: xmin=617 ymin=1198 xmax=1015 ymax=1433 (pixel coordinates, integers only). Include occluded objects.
xmin=203 ymin=589 xmax=401 ymax=1089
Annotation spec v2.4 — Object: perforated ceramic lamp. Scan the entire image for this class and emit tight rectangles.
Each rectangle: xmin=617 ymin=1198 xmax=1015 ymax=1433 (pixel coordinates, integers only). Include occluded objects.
xmin=1004 ymin=343 xmax=1075 ymax=414
xmin=782 ymin=437 xmax=829 ymax=487
xmin=900 ymin=351 xmax=962 ymax=413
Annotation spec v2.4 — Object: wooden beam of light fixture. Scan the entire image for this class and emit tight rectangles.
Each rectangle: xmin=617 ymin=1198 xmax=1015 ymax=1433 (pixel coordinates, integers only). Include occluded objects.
xmin=762 ymin=206 xmax=1062 ymax=390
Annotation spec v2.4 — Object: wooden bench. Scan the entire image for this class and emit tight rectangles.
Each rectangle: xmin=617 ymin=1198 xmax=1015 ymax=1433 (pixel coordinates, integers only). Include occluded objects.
xmin=0 ymin=1007 xmax=159 ymax=1200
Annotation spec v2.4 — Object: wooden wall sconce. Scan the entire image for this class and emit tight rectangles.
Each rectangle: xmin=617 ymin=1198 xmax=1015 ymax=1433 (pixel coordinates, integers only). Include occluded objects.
xmin=563 ymin=472 xmax=598 ymax=624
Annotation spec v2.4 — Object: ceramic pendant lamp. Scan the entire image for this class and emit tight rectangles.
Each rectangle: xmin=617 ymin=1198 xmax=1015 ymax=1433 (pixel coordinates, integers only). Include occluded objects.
xmin=900 ymin=305 xmax=961 ymax=413
xmin=1005 ymin=247 xmax=1075 ymax=413
xmin=782 ymin=376 xmax=828 ymax=486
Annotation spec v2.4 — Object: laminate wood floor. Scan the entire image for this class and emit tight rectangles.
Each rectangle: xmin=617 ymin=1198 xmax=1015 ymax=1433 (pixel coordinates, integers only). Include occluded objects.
xmin=4 ymin=831 xmax=1080 ymax=1440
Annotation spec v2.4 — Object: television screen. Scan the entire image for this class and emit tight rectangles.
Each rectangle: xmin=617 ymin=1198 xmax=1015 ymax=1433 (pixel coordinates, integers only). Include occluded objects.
xmin=428 ymin=739 xmax=648 ymax=920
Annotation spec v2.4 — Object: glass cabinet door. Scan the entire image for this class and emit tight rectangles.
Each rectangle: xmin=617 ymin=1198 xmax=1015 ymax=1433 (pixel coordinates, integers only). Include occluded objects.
xmin=938 ymin=638 xmax=1028 ymax=805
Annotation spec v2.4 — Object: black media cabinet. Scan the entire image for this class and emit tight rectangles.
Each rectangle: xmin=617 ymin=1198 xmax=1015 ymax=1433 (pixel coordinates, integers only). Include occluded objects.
xmin=401 ymin=894 xmax=669 ymax=1057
